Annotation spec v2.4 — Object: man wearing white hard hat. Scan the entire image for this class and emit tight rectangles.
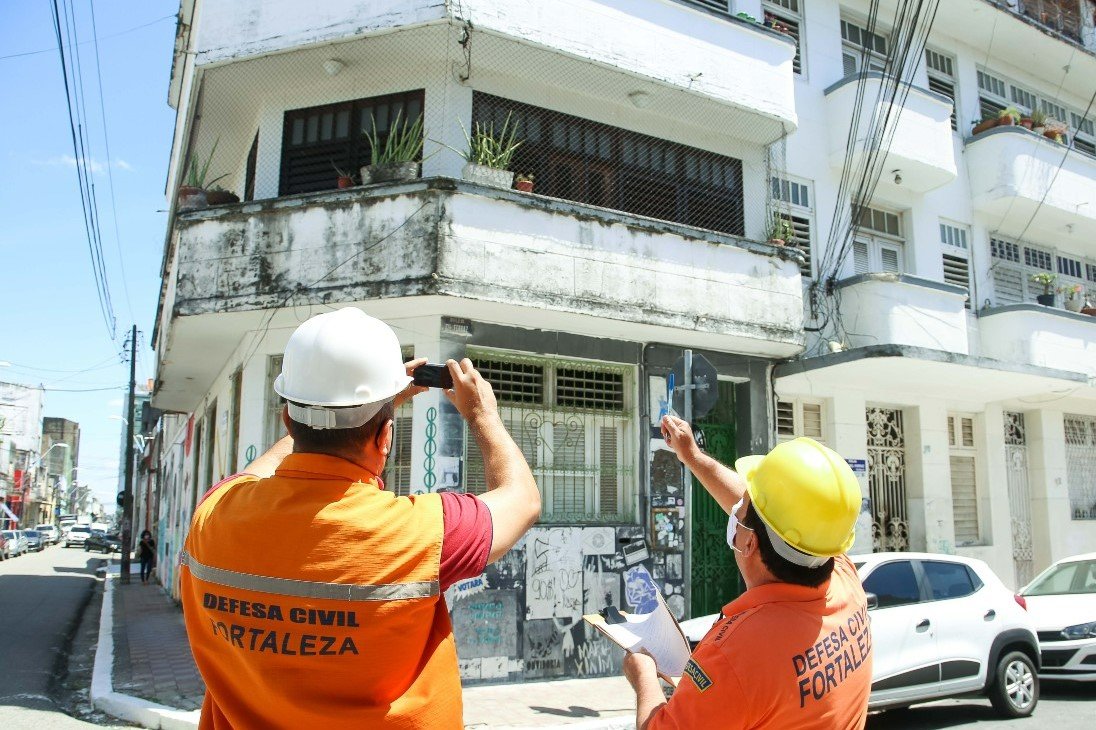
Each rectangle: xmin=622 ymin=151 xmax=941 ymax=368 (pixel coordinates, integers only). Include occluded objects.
xmin=622 ymin=415 xmax=872 ymax=729
xmin=178 ymin=308 xmax=540 ymax=729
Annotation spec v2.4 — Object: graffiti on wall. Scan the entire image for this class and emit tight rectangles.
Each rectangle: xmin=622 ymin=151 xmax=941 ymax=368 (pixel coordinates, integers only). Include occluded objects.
xmin=526 ymin=527 xmax=583 ymax=620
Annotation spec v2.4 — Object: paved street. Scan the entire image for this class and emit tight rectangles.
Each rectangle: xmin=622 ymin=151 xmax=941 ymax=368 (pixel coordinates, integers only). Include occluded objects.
xmin=865 ymin=683 xmax=1094 ymax=729
xmin=0 ymin=544 xmax=126 ymax=729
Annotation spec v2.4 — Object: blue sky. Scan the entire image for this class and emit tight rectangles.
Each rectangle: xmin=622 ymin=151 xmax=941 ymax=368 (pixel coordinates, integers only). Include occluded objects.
xmin=1 ymin=0 xmax=178 ymax=509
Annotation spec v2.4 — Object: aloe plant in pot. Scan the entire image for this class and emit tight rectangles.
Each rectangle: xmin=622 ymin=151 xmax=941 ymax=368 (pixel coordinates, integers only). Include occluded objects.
xmin=178 ymin=140 xmax=227 ymax=211
xmin=767 ymin=215 xmax=794 ymax=247
xmin=447 ymin=112 xmax=522 ymax=188
xmin=360 ymin=111 xmax=424 ymax=185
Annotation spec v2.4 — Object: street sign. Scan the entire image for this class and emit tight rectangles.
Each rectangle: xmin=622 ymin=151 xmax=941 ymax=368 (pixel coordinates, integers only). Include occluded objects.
xmin=669 ymin=352 xmax=718 ymax=420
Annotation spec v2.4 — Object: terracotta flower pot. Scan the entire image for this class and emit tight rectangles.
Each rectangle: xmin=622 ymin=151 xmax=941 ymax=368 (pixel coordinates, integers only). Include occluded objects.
xmin=337 ymin=176 xmax=355 ymax=189
xmin=1020 ymin=118 xmax=1033 ymax=129
xmin=768 ymin=238 xmax=786 ymax=247
xmin=1044 ymin=129 xmax=1060 ymax=140
xmin=177 ymin=185 xmax=207 ymax=211
xmin=1081 ymin=307 xmax=1096 ymax=316
xmin=514 ymin=180 xmax=534 ymax=193
xmin=998 ymin=115 xmax=1015 ymax=126
xmin=972 ymin=119 xmax=998 ymax=135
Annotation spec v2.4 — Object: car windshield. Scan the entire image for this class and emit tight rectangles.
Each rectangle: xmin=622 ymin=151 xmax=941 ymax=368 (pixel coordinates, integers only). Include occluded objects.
xmin=1024 ymin=559 xmax=1096 ymax=596
xmin=25 ymin=531 xmax=39 ymax=537
xmin=72 ymin=526 xmax=90 ymax=533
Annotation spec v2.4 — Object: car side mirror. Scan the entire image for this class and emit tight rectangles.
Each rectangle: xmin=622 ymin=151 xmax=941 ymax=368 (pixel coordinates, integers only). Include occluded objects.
xmin=865 ymin=592 xmax=879 ymax=611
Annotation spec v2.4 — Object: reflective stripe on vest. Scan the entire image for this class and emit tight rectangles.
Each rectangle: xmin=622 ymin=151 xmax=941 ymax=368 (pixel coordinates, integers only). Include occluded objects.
xmin=180 ymin=550 xmax=439 ymax=602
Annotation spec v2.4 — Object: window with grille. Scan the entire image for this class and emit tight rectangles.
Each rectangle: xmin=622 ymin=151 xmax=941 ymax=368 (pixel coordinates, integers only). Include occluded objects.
xmin=280 ymin=90 xmax=424 ymax=195
xmin=776 ymin=400 xmax=824 ymax=442
xmin=1064 ymin=415 xmax=1096 ymax=520
xmin=763 ymin=0 xmax=804 ymax=75
xmin=841 ymin=18 xmax=888 ymax=76
xmin=462 ymin=351 xmax=635 ymax=523
xmin=990 ymin=237 xmax=1096 ymax=305
xmin=1072 ymin=113 xmax=1095 ymax=156
xmin=772 ymin=176 xmax=813 ymax=276
xmin=925 ymin=49 xmax=958 ymax=131
xmin=472 ymin=93 xmax=745 ymax=236
xmin=852 ymin=206 xmax=904 ymax=274
xmin=385 ymin=347 xmax=415 ymax=496
xmin=264 ymin=355 xmax=285 ymax=452
xmin=948 ymin=414 xmax=980 ymax=545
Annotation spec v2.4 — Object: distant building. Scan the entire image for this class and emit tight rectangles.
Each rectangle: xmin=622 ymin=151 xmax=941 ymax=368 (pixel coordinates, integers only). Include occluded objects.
xmin=0 ymin=381 xmax=45 ymax=529
xmin=41 ymin=417 xmax=81 ymax=527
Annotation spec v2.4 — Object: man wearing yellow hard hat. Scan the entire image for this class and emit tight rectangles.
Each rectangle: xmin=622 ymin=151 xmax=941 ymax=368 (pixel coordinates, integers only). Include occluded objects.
xmin=623 ymin=414 xmax=873 ymax=729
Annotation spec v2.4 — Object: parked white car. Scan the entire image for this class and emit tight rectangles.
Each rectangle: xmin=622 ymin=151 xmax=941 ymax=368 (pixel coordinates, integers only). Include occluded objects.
xmin=2 ymin=530 xmax=28 ymax=556
xmin=1020 ymin=552 xmax=1096 ymax=682
xmin=35 ymin=524 xmax=59 ymax=545
xmin=64 ymin=524 xmax=92 ymax=548
xmin=682 ymin=553 xmax=1040 ymax=718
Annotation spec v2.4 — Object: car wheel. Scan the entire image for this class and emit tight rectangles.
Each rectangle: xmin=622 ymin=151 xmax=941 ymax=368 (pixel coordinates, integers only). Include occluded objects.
xmin=988 ymin=650 xmax=1039 ymax=718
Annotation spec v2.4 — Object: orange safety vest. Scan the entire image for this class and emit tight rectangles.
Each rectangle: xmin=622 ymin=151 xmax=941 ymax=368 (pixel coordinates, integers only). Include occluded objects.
xmin=180 ymin=453 xmax=462 ymax=729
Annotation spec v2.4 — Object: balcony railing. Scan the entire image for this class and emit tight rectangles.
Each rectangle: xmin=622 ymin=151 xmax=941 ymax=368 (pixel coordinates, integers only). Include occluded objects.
xmin=1018 ymin=0 xmax=1084 ymax=42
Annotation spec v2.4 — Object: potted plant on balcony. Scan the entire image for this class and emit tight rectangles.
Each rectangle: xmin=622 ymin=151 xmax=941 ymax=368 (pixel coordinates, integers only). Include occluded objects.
xmin=1082 ymin=298 xmax=1096 ymax=316
xmin=178 ymin=140 xmax=227 ymax=211
xmin=360 ymin=111 xmax=424 ymax=185
xmin=333 ymin=163 xmax=356 ymax=189
xmin=1062 ymin=283 xmax=1085 ymax=313
xmin=972 ymin=113 xmax=998 ymax=136
xmin=1030 ymin=109 xmax=1047 ymax=135
xmin=1030 ymin=272 xmax=1057 ymax=306
xmin=767 ymin=215 xmax=794 ymax=247
xmin=447 ymin=112 xmax=522 ymax=189
xmin=514 ymin=173 xmax=535 ymax=193
xmin=997 ymin=107 xmax=1021 ymax=127
xmin=1043 ymin=119 xmax=1067 ymax=143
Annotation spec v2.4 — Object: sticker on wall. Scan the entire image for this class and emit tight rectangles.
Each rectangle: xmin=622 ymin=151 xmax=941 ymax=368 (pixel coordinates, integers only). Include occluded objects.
xmin=652 ymin=507 xmax=684 ymax=551
xmin=623 ymin=565 xmax=659 ymax=614
xmin=244 ymin=445 xmax=257 ymax=462
xmin=580 ymin=527 xmax=616 ymax=555
xmin=437 ymin=456 xmax=461 ymax=491
xmin=526 ymin=528 xmax=583 ymax=620
xmin=621 ymin=538 xmax=650 ymax=566
xmin=523 ymin=619 xmax=565 ymax=679
xmin=445 ymin=574 xmax=489 ymax=605
xmin=451 ymin=590 xmax=519 ymax=661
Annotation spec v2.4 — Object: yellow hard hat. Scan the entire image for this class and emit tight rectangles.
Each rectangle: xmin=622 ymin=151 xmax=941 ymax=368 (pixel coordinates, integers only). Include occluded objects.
xmin=734 ymin=438 xmax=861 ymax=567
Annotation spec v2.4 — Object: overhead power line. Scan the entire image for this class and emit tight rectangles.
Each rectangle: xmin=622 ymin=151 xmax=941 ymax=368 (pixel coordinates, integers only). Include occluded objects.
xmin=0 ymin=13 xmax=175 ymax=61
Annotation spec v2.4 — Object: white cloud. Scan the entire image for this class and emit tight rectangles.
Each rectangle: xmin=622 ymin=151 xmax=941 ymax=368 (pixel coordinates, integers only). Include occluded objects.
xmin=34 ymin=155 xmax=134 ymax=174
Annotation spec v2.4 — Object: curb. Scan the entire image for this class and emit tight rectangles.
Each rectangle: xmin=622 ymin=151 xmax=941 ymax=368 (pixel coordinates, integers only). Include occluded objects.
xmin=90 ymin=571 xmax=200 ymax=730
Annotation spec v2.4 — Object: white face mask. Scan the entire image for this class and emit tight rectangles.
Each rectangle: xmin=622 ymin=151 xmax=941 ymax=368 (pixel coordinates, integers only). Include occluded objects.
xmin=726 ymin=497 xmax=754 ymax=554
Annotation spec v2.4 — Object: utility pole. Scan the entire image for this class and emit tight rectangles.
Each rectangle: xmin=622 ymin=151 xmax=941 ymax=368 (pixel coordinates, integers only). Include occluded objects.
xmin=120 ymin=325 xmax=137 ymax=584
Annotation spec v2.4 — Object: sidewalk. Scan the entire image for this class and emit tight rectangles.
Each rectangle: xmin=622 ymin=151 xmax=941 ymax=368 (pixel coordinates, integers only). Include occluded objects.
xmin=92 ymin=565 xmax=636 ymax=729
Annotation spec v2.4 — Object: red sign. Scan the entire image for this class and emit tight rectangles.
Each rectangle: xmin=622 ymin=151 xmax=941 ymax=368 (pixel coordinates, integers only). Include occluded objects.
xmin=13 ymin=469 xmax=24 ymax=488
xmin=185 ymin=415 xmax=195 ymax=456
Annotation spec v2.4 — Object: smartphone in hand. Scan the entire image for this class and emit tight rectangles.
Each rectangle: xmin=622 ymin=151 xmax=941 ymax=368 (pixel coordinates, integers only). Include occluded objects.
xmin=412 ymin=363 xmax=454 ymax=389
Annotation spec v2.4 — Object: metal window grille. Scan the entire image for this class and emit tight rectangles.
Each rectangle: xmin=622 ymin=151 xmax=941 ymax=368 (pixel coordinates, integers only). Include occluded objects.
xmin=772 ymin=176 xmax=813 ymax=276
xmin=462 ymin=351 xmax=635 ymax=523
xmin=384 ymin=346 xmax=415 ymax=496
xmin=776 ymin=400 xmax=824 ymax=442
xmin=1064 ymin=415 xmax=1096 ymax=520
xmin=1024 ymin=246 xmax=1053 ymax=271
xmin=280 ymin=90 xmax=424 ymax=195
xmin=1058 ymin=256 xmax=1083 ymax=278
xmin=264 ymin=355 xmax=285 ymax=452
xmin=1020 ymin=0 xmax=1084 ymax=42
xmin=1003 ymin=412 xmax=1034 ymax=585
xmin=471 ymin=93 xmax=746 ymax=237
xmin=763 ymin=2 xmax=804 ymax=75
xmin=867 ymin=406 xmax=908 ymax=551
xmin=943 ymin=253 xmax=970 ymax=304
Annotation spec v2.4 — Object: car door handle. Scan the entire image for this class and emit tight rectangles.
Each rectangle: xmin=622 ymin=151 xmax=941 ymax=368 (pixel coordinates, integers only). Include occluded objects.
xmin=916 ymin=619 xmax=931 ymax=631
xmin=984 ymin=609 xmax=996 ymax=621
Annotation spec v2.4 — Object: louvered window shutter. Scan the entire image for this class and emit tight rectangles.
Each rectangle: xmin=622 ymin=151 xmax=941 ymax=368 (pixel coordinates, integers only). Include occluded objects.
xmin=950 ymin=455 xmax=979 ymax=544
xmin=853 ymin=240 xmax=870 ymax=274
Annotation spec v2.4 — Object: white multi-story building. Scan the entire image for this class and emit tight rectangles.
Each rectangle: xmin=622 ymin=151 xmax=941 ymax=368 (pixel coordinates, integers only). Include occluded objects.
xmin=151 ymin=0 xmax=1096 ymax=683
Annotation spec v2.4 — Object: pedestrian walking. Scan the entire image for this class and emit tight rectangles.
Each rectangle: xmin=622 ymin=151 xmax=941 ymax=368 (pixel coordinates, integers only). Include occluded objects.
xmin=623 ymin=415 xmax=872 ymax=729
xmin=178 ymin=307 xmax=540 ymax=728
xmin=138 ymin=529 xmax=156 ymax=584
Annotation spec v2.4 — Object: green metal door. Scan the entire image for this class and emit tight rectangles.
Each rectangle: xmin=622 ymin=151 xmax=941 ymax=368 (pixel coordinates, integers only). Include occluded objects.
xmin=689 ymin=383 xmax=741 ymax=617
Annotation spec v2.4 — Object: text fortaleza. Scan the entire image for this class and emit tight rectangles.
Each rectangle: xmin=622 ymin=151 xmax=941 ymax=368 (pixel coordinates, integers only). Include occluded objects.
xmin=792 ymin=606 xmax=872 ymax=708
xmin=203 ymin=592 xmax=360 ymax=657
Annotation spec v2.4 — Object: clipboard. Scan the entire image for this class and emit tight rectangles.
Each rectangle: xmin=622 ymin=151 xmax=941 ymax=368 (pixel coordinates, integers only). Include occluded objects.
xmin=582 ymin=590 xmax=689 ymax=685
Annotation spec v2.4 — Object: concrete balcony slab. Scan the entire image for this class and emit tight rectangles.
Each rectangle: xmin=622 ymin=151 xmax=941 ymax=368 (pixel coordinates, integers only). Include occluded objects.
xmin=154 ymin=179 xmax=804 ymax=411
xmin=824 ymin=73 xmax=957 ymax=194
xmin=834 ymin=273 xmax=970 ymax=354
xmin=966 ymin=127 xmax=1096 ymax=250
xmin=979 ymin=304 xmax=1096 ymax=378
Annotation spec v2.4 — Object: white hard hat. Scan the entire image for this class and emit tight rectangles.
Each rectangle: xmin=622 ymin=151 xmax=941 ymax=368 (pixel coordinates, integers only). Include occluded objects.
xmin=274 ymin=308 xmax=411 ymax=430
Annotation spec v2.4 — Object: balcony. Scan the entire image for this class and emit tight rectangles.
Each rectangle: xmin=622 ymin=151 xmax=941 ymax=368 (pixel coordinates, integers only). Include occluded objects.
xmin=155 ymin=179 xmax=804 ymax=411
xmin=979 ymin=304 xmax=1096 ymax=377
xmin=185 ymin=0 xmax=797 ymax=149
xmin=834 ymin=274 xmax=970 ymax=354
xmin=824 ymin=73 xmax=957 ymax=194
xmin=966 ymin=127 xmax=1096 ymax=247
